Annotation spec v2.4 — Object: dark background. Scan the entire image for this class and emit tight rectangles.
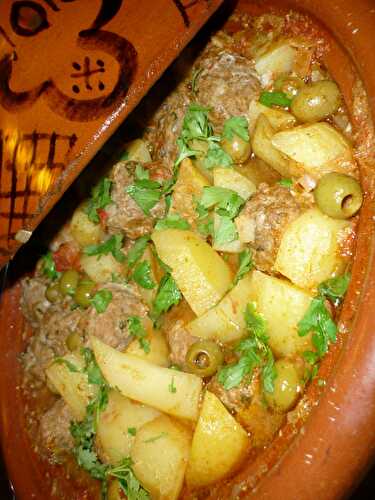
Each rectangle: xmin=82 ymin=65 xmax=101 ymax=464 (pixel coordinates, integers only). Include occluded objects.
xmin=1 ymin=456 xmax=374 ymax=499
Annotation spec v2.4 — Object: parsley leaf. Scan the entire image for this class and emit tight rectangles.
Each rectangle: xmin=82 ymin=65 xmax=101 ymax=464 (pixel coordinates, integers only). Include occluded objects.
xmin=127 ymin=316 xmax=150 ymax=353
xmin=40 ymin=251 xmax=60 ymax=280
xmin=200 ymin=186 xmax=245 ymax=219
xmin=85 ymin=177 xmax=112 ymax=224
xmin=128 ymin=427 xmax=137 ymax=436
xmin=214 ymin=215 xmax=238 ymax=246
xmin=318 ymin=273 xmax=350 ymax=307
xmin=152 ymin=274 xmax=181 ymax=319
xmin=181 ymin=103 xmax=213 ymax=142
xmin=174 ymin=138 xmax=200 ymax=167
xmin=81 ymin=347 xmax=107 ymax=386
xmin=234 ymin=249 xmax=253 ymax=285
xmin=155 ymin=213 xmax=191 ymax=231
xmin=135 ymin=164 xmax=150 ymax=180
xmin=197 ymin=218 xmax=214 ymax=238
xmin=218 ymin=303 xmax=275 ymax=393
xmin=223 ymin=116 xmax=250 ymax=142
xmin=84 ymin=234 xmax=125 ymax=263
xmin=108 ymin=457 xmax=150 ymax=500
xmin=168 ymin=376 xmax=177 ymax=393
xmin=298 ymin=296 xmax=337 ymax=358
xmin=278 ymin=178 xmax=293 ymax=188
xmin=126 ymin=235 xmax=150 ymax=269
xmin=259 ymin=91 xmax=292 ymax=108
xmin=203 ymin=142 xmax=233 ymax=170
xmin=131 ymin=261 xmax=156 ymax=290
xmin=126 ymin=181 xmax=162 ymax=216
xmin=91 ymin=289 xmax=113 ymax=314
xmin=53 ymin=357 xmax=81 ymax=373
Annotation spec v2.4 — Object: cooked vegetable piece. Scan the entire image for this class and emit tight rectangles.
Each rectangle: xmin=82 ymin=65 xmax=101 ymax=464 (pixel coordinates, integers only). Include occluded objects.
xmin=126 ymin=329 xmax=170 ymax=367
xmin=169 ymin=158 xmax=210 ymax=226
xmin=248 ymin=101 xmax=296 ymax=134
xmin=80 ymin=253 xmax=125 ymax=283
xmin=91 ymin=336 xmax=202 ymax=420
xmin=185 ymin=340 xmax=224 ymax=377
xmin=255 ymin=39 xmax=298 ymax=82
xmin=259 ymin=91 xmax=291 ymax=108
xmin=246 ymin=270 xmax=314 ymax=357
xmin=123 ymin=139 xmax=152 ymax=163
xmin=274 ymin=207 xmax=350 ymax=290
xmin=74 ymin=279 xmax=95 ymax=308
xmin=59 ymin=269 xmax=79 ymax=296
xmin=314 ymin=172 xmax=362 ymax=219
xmin=186 ymin=274 xmax=254 ymax=343
xmin=186 ymin=391 xmax=249 ymax=489
xmin=131 ymin=415 xmax=192 ymax=500
xmin=151 ymin=229 xmax=232 ymax=316
xmin=213 ymin=167 xmax=256 ymax=202
xmin=221 ymin=122 xmax=251 ymax=163
xmin=45 ymin=282 xmax=62 ymax=303
xmin=271 ymin=122 xmax=356 ymax=179
xmin=235 ymin=158 xmax=281 ymax=187
xmin=71 ymin=208 xmax=102 ymax=247
xmin=264 ymin=359 xmax=302 ymax=412
xmin=291 ymin=80 xmax=341 ymax=122
xmin=96 ymin=390 xmax=160 ymax=464
xmin=252 ymin=114 xmax=302 ymax=178
xmin=274 ymin=74 xmax=305 ymax=99
xmin=45 ymin=353 xmax=95 ymax=421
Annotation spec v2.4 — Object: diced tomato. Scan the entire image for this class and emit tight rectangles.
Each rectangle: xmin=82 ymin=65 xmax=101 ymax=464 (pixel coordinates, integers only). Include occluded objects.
xmin=53 ymin=243 xmax=81 ymax=272
xmin=97 ymin=208 xmax=108 ymax=224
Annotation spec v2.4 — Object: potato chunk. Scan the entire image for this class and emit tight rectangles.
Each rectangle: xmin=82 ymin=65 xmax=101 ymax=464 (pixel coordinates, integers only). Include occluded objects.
xmin=91 ymin=336 xmax=202 ymax=420
xmin=45 ymin=353 xmax=95 ymax=421
xmin=131 ymin=415 xmax=192 ymax=500
xmin=123 ymin=138 xmax=152 ymax=163
xmin=186 ymin=391 xmax=249 ymax=489
xmin=248 ymin=101 xmax=296 ymax=134
xmin=271 ymin=122 xmax=356 ymax=179
xmin=125 ymin=329 xmax=170 ymax=367
xmin=252 ymin=115 xmax=302 ymax=178
xmin=213 ymin=167 xmax=256 ymax=201
xmin=170 ymin=158 xmax=210 ymax=227
xmin=80 ymin=253 xmax=125 ymax=283
xmin=274 ymin=208 xmax=350 ymax=290
xmin=152 ymin=229 xmax=232 ymax=316
xmin=186 ymin=274 xmax=254 ymax=343
xmin=70 ymin=208 xmax=102 ymax=247
xmin=247 ymin=270 xmax=314 ymax=357
xmin=96 ymin=390 xmax=160 ymax=464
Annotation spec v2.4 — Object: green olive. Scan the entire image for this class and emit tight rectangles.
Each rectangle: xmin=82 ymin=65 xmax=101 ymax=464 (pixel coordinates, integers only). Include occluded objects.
xmin=274 ymin=75 xmax=305 ymax=99
xmin=74 ymin=279 xmax=95 ymax=308
xmin=291 ymin=80 xmax=341 ymax=123
xmin=265 ymin=359 xmax=302 ymax=413
xmin=45 ymin=283 xmax=62 ymax=303
xmin=59 ymin=269 xmax=80 ymax=296
xmin=314 ymin=172 xmax=363 ymax=219
xmin=66 ymin=331 xmax=83 ymax=352
xmin=221 ymin=134 xmax=251 ymax=163
xmin=185 ymin=340 xmax=224 ymax=377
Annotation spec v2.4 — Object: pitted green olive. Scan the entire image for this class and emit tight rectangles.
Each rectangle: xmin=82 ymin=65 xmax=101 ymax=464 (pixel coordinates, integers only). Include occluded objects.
xmin=185 ymin=340 xmax=224 ymax=377
xmin=274 ymin=75 xmax=305 ymax=99
xmin=74 ymin=279 xmax=95 ymax=308
xmin=314 ymin=173 xmax=363 ymax=219
xmin=221 ymin=135 xmax=251 ymax=163
xmin=291 ymin=80 xmax=341 ymax=122
xmin=59 ymin=269 xmax=80 ymax=296
xmin=265 ymin=359 xmax=302 ymax=412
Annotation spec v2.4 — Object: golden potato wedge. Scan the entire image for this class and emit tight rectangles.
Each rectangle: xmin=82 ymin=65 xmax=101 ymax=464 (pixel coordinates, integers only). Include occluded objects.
xmin=125 ymin=329 xmax=170 ymax=367
xmin=274 ymin=208 xmax=350 ymax=290
xmin=123 ymin=138 xmax=152 ymax=163
xmin=186 ymin=391 xmax=249 ymax=489
xmin=186 ymin=274 xmax=254 ymax=343
xmin=248 ymin=101 xmax=296 ymax=134
xmin=151 ymin=229 xmax=232 ymax=316
xmin=70 ymin=208 xmax=103 ymax=247
xmin=131 ymin=415 xmax=192 ymax=500
xmin=213 ymin=167 xmax=256 ymax=201
xmin=45 ymin=353 xmax=95 ymax=421
xmin=91 ymin=336 xmax=202 ymax=421
xmin=271 ymin=122 xmax=356 ymax=179
xmin=96 ymin=390 xmax=160 ymax=464
xmin=247 ymin=270 xmax=314 ymax=357
xmin=80 ymin=253 xmax=125 ymax=283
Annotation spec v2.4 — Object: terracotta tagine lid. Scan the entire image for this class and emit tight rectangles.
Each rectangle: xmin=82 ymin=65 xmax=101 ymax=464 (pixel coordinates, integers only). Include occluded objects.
xmin=0 ymin=0 xmax=223 ymax=268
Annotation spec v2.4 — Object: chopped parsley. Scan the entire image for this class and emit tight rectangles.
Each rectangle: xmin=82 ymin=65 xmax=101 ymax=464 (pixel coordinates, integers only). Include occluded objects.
xmin=203 ymin=142 xmax=233 ymax=170
xmin=128 ymin=427 xmax=137 ymax=436
xmin=222 ymin=116 xmax=250 ymax=142
xmin=126 ymin=235 xmax=150 ymax=269
xmin=126 ymin=178 xmax=162 ymax=216
xmin=218 ymin=303 xmax=276 ymax=393
xmin=131 ymin=261 xmax=156 ymax=290
xmin=127 ymin=316 xmax=150 ymax=353
xmin=200 ymin=186 xmax=245 ymax=219
xmin=197 ymin=218 xmax=214 ymax=238
xmin=318 ymin=273 xmax=350 ymax=307
xmin=85 ymin=177 xmax=112 ymax=224
xmin=107 ymin=457 xmax=150 ymax=500
xmin=234 ymin=249 xmax=253 ymax=285
xmin=154 ymin=213 xmax=191 ymax=231
xmin=168 ymin=376 xmax=177 ymax=393
xmin=53 ymin=357 xmax=81 ymax=373
xmin=84 ymin=234 xmax=125 ymax=263
xmin=278 ymin=178 xmax=293 ymax=188
xmin=40 ymin=251 xmax=60 ymax=280
xmin=91 ymin=289 xmax=113 ymax=314
xmin=214 ymin=215 xmax=238 ymax=246
xmin=152 ymin=273 xmax=181 ymax=320
xmin=259 ymin=91 xmax=292 ymax=108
